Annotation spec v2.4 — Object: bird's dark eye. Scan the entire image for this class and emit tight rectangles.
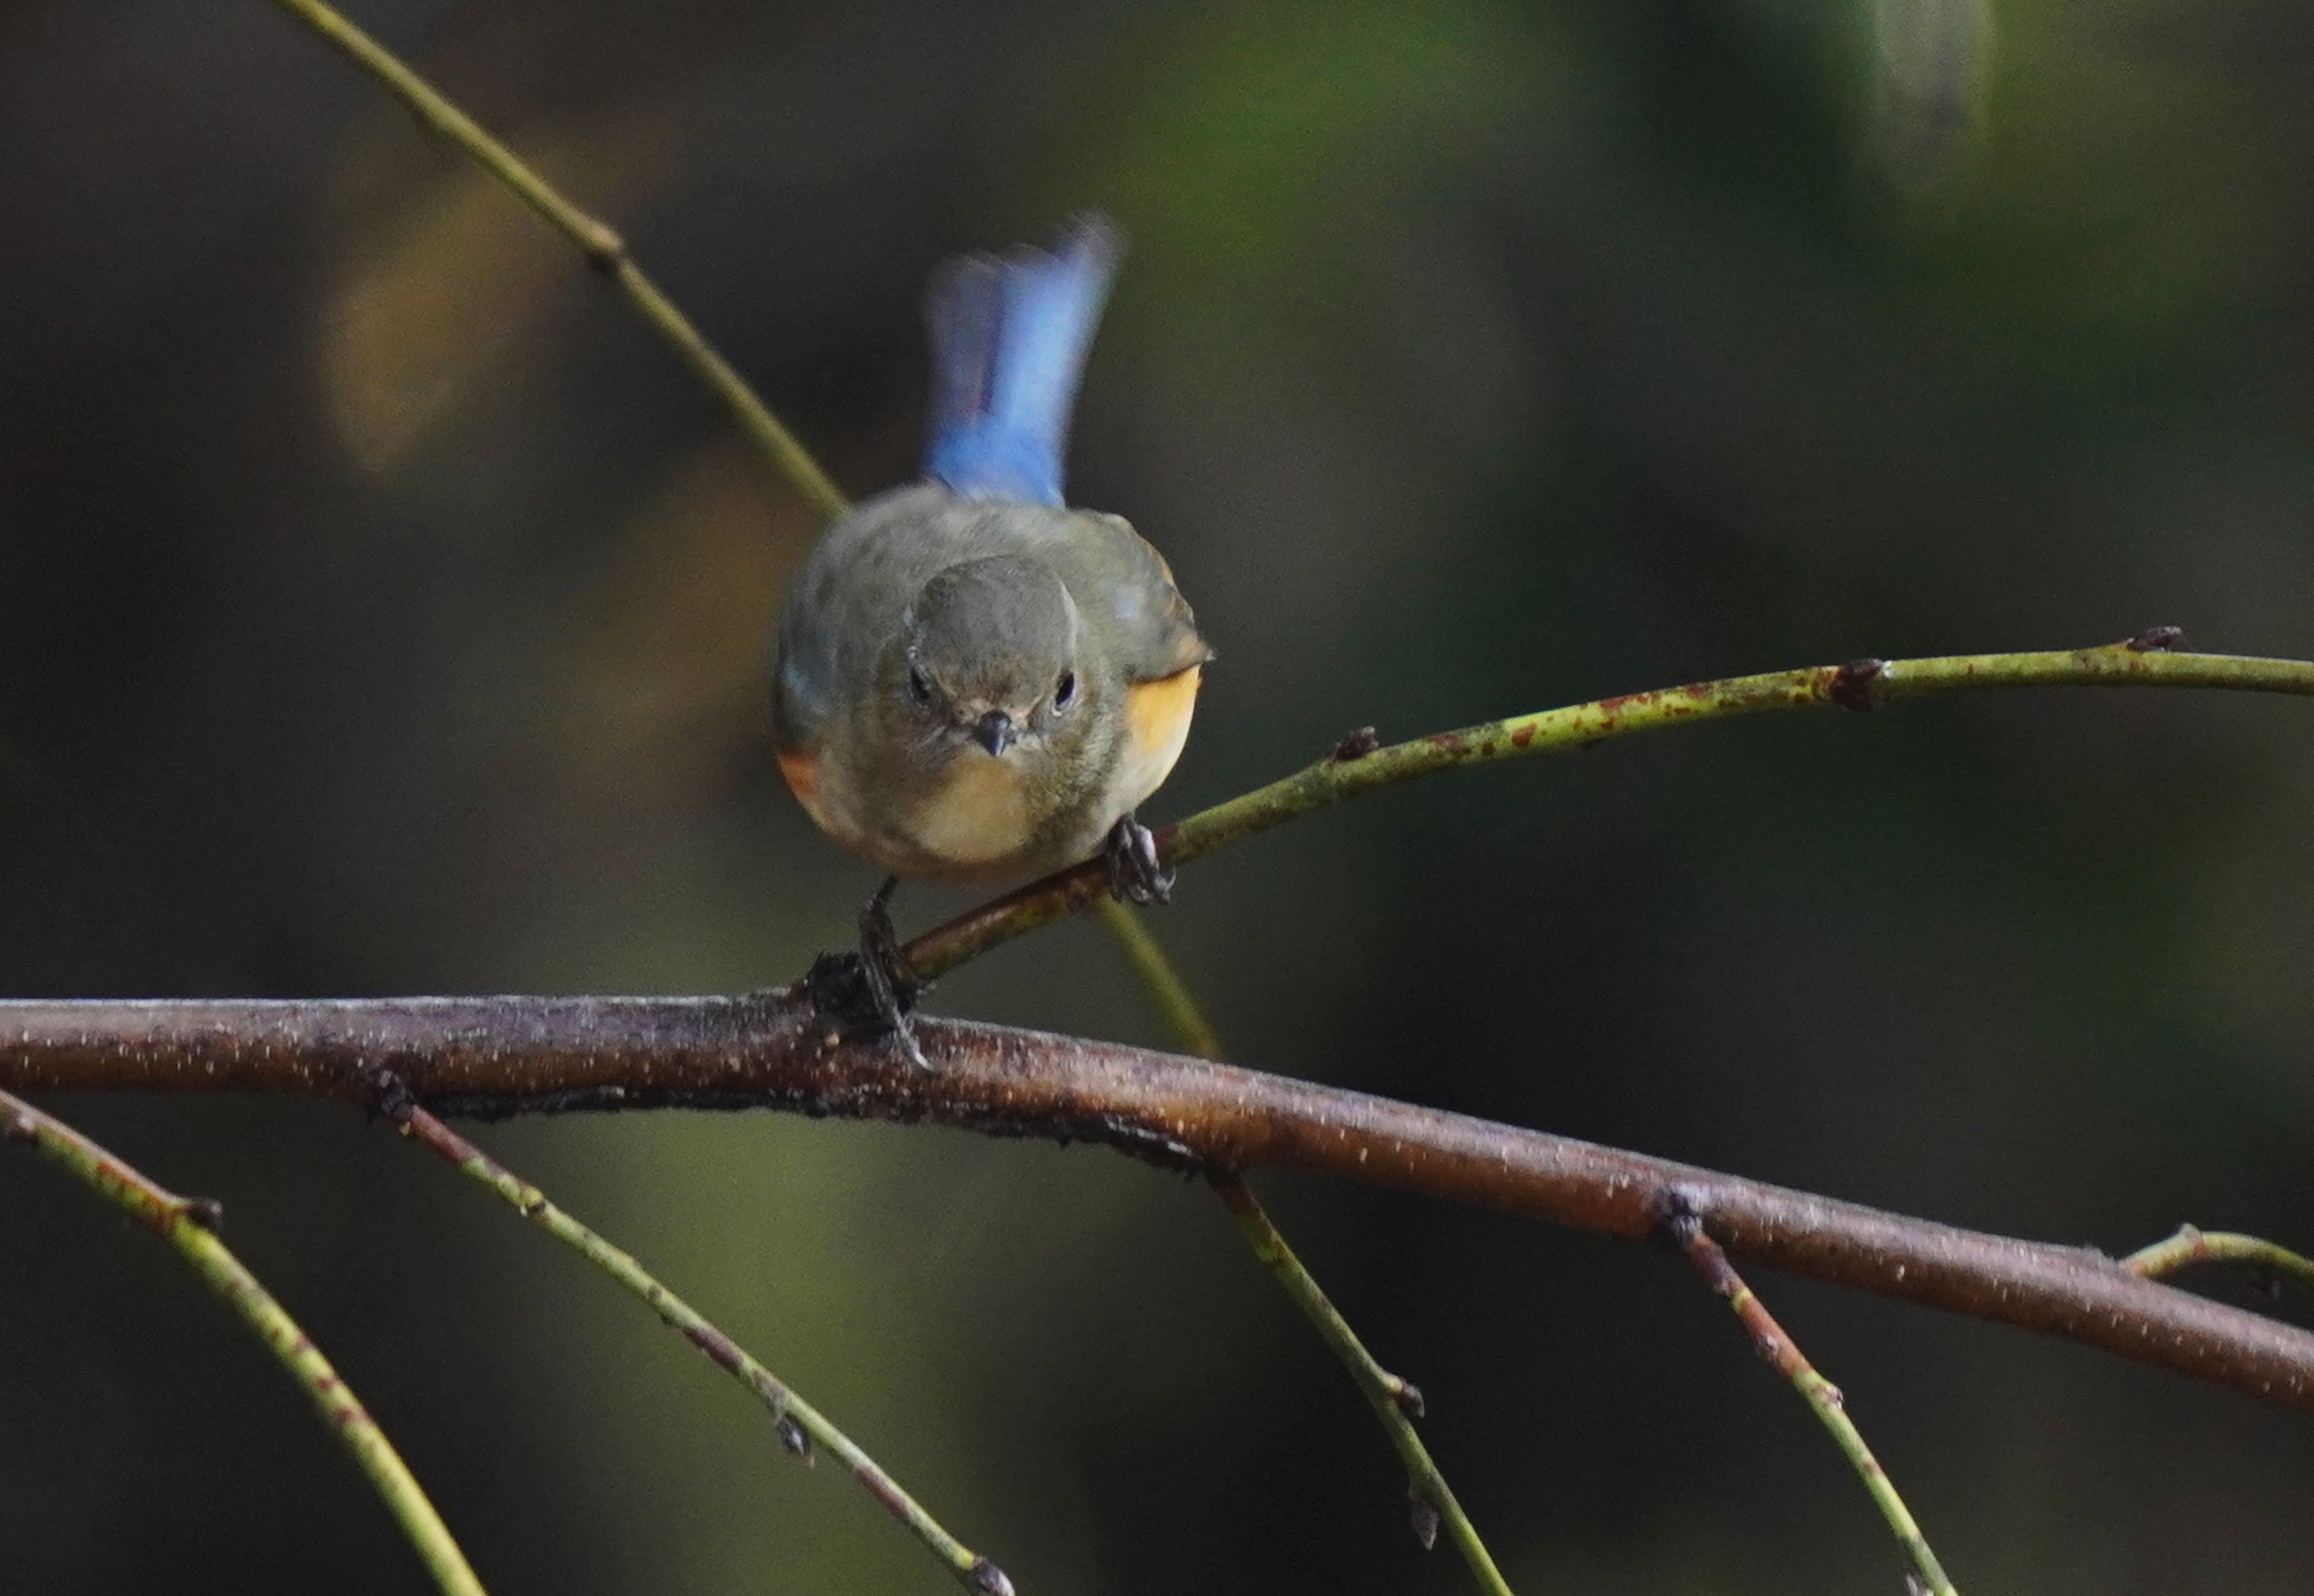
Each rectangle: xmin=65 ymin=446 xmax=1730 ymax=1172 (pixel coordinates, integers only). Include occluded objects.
xmin=907 ymin=666 xmax=934 ymax=707
xmin=1053 ymin=670 xmax=1077 ymax=710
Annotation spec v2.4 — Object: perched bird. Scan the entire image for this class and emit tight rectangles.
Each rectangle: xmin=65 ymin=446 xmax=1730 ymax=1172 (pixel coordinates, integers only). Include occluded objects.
xmin=771 ymin=216 xmax=1210 ymax=1054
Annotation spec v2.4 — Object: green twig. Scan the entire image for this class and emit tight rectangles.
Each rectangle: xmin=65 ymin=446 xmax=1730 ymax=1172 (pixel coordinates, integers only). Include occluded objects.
xmin=0 ymin=1088 xmax=487 ymax=1596
xmin=2124 ymin=1224 xmax=2314 ymax=1293
xmin=386 ymin=1096 xmax=1011 ymax=1596
xmin=1099 ymin=879 xmax=1506 ymax=1588
xmin=1101 ymin=902 xmax=1510 ymax=1593
xmin=1667 ymin=1203 xmax=1957 ymax=1596
xmin=906 ymin=642 xmax=2314 ymax=979
xmin=1092 ymin=897 xmax=1223 ymax=1060
xmin=264 ymin=0 xmax=846 ymax=520
xmin=1214 ymin=1173 xmax=1514 ymax=1595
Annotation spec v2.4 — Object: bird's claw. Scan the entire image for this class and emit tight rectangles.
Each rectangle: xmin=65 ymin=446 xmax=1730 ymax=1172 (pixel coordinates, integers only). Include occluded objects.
xmin=1102 ymin=813 xmax=1173 ymax=907
xmin=804 ymin=877 xmax=932 ymax=1068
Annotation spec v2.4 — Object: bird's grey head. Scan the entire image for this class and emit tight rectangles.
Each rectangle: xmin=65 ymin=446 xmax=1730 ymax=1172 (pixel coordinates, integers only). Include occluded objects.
xmin=897 ymin=554 xmax=1083 ymax=757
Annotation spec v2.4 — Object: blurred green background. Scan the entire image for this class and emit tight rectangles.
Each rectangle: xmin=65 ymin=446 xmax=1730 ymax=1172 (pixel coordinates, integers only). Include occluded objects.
xmin=3 ymin=0 xmax=2312 ymax=1591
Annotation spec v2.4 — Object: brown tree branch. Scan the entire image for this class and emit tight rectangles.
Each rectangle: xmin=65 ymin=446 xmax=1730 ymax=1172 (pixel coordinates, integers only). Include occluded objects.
xmin=6 ymin=995 xmax=2311 ymax=1411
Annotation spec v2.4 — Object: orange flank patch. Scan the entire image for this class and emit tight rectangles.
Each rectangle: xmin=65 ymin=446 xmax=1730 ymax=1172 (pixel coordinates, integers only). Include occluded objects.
xmin=776 ymin=747 xmax=843 ymax=840
xmin=1118 ymin=665 xmax=1202 ymax=811
xmin=775 ymin=747 xmax=820 ymax=805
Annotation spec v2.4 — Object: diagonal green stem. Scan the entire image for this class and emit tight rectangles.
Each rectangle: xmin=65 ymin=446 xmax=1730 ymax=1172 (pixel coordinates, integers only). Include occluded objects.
xmin=0 ymin=1089 xmax=487 ymax=1596
xmin=1669 ymin=1207 xmax=1957 ymax=1596
xmin=263 ymin=0 xmax=846 ymax=519
xmin=1100 ymin=892 xmax=1511 ymax=1594
xmin=1214 ymin=1173 xmax=1514 ymax=1595
xmin=1100 ymin=904 xmax=1511 ymax=1592
xmin=1092 ymin=897 xmax=1224 ymax=1061
xmin=2124 ymin=1224 xmax=2314 ymax=1293
xmin=905 ymin=643 xmax=2314 ymax=979
xmin=388 ymin=1098 xmax=1012 ymax=1596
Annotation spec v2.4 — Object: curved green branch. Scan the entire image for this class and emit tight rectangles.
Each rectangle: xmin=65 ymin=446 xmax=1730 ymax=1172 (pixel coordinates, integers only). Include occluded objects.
xmin=390 ymin=1101 xmax=1012 ymax=1596
xmin=0 ymin=1089 xmax=487 ymax=1596
xmin=265 ymin=0 xmax=846 ymax=519
xmin=1093 ymin=898 xmax=1223 ymax=1060
xmin=905 ymin=644 xmax=2314 ymax=979
xmin=2125 ymin=1224 xmax=2314 ymax=1293
xmin=1669 ymin=1207 xmax=1957 ymax=1596
xmin=1215 ymin=1174 xmax=1512 ymax=1594
xmin=1102 ymin=908 xmax=1513 ymax=1592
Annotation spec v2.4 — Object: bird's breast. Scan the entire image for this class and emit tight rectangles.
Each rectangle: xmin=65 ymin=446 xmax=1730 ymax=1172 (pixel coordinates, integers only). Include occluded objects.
xmin=898 ymin=749 xmax=1040 ymax=878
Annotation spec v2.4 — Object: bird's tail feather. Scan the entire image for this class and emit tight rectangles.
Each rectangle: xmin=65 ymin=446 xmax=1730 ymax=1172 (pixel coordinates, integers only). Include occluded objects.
xmin=924 ymin=215 xmax=1122 ymax=507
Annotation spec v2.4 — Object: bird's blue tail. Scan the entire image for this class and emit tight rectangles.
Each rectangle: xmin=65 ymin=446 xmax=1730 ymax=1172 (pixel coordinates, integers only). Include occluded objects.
xmin=924 ymin=215 xmax=1122 ymax=507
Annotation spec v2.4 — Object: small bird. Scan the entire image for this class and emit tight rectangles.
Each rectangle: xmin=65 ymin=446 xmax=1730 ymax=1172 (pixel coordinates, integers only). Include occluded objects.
xmin=771 ymin=216 xmax=1210 ymax=1055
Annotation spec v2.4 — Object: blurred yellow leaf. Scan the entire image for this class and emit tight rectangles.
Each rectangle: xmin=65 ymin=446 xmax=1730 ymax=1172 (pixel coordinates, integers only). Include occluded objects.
xmin=323 ymin=111 xmax=670 ymax=472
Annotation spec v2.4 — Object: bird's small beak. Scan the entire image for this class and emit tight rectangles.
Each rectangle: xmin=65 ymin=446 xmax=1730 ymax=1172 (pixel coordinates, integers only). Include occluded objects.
xmin=972 ymin=710 xmax=1014 ymax=757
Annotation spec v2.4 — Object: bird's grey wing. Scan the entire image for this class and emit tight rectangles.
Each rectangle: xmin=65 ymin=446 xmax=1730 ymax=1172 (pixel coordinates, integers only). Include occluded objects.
xmin=1039 ymin=510 xmax=1210 ymax=684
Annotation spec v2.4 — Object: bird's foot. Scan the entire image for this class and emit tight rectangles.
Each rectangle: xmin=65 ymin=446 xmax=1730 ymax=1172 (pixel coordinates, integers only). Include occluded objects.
xmin=1101 ymin=813 xmax=1173 ymax=907
xmin=803 ymin=877 xmax=932 ymax=1068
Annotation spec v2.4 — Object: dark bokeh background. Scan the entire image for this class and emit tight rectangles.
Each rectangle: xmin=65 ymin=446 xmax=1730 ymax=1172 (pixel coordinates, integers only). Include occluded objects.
xmin=4 ymin=0 xmax=2312 ymax=1591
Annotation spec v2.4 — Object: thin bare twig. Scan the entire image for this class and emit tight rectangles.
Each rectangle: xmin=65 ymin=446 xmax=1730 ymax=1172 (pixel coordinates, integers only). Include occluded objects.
xmin=0 ymin=1088 xmax=487 ymax=1596
xmin=1665 ymin=1199 xmax=1958 ymax=1595
xmin=904 ymin=643 xmax=2314 ymax=979
xmin=368 ymin=1082 xmax=1011 ymax=1596
xmin=5 ymin=997 xmax=2312 ymax=1410
xmin=2124 ymin=1224 xmax=2314 ymax=1293
xmin=1092 ymin=898 xmax=1224 ymax=1063
xmin=264 ymin=0 xmax=846 ymax=519
xmin=1213 ymin=1173 xmax=1509 ymax=1591
xmin=1100 ymin=906 xmax=1512 ymax=1590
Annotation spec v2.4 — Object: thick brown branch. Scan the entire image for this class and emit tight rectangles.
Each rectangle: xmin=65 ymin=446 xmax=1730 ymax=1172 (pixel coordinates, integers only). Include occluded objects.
xmin=4 ymin=995 xmax=2310 ymax=1411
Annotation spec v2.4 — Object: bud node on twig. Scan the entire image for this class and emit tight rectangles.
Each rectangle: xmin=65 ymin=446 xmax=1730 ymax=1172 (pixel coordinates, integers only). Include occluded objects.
xmin=1829 ymin=658 xmax=1888 ymax=713
xmin=1407 ymin=1484 xmax=1442 ymax=1551
xmin=362 ymin=1063 xmax=419 ymax=1125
